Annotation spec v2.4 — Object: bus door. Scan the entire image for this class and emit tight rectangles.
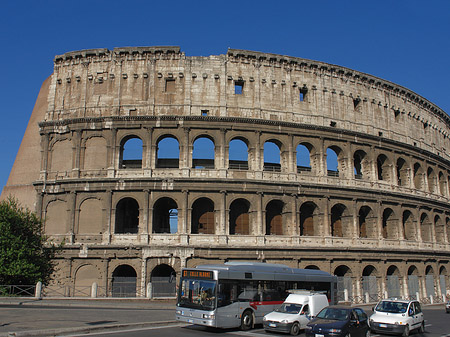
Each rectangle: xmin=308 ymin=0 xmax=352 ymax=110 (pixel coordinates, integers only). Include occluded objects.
xmin=216 ymin=281 xmax=241 ymax=328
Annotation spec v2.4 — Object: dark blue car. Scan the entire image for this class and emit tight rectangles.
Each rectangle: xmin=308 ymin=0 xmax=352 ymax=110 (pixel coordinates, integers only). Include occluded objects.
xmin=305 ymin=306 xmax=370 ymax=337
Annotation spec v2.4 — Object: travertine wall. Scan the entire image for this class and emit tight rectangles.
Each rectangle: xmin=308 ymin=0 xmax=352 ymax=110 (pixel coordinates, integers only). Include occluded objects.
xmin=3 ymin=47 xmax=450 ymax=300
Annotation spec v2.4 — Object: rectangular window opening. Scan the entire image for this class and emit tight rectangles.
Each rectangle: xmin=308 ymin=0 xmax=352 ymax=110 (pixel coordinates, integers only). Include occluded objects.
xmin=201 ymin=110 xmax=209 ymax=116
xmin=165 ymin=79 xmax=175 ymax=93
xmin=234 ymin=81 xmax=244 ymax=95
xmin=299 ymin=88 xmax=307 ymax=102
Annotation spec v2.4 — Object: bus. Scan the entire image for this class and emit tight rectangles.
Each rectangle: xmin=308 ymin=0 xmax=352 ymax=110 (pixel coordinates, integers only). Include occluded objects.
xmin=175 ymin=262 xmax=337 ymax=330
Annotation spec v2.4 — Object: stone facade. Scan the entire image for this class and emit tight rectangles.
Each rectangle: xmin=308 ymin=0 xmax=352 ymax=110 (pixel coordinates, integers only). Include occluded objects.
xmin=2 ymin=47 xmax=450 ymax=301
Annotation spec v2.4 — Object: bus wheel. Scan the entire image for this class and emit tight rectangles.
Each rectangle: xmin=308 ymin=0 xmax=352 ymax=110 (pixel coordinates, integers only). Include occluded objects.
xmin=241 ymin=310 xmax=253 ymax=330
xmin=290 ymin=322 xmax=300 ymax=335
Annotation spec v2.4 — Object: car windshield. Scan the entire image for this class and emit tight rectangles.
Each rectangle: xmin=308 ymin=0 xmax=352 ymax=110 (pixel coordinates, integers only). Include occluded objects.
xmin=316 ymin=308 xmax=349 ymax=321
xmin=276 ymin=303 xmax=303 ymax=314
xmin=375 ymin=301 xmax=408 ymax=313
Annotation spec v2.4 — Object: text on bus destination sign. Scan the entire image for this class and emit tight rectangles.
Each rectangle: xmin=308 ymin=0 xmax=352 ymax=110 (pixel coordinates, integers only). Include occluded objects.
xmin=183 ymin=270 xmax=213 ymax=279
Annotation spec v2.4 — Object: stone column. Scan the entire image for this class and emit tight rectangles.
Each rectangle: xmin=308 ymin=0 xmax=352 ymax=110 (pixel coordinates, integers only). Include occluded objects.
xmin=322 ymin=197 xmax=330 ymax=236
xmin=142 ymin=189 xmax=150 ymax=235
xmin=376 ymin=201 xmax=383 ymax=240
xmin=256 ymin=192 xmax=264 ymax=236
xmin=291 ymin=194 xmax=298 ymax=236
xmin=352 ymin=199 xmax=358 ymax=238
xmin=181 ymin=128 xmax=191 ymax=171
xmin=414 ymin=207 xmax=422 ymax=242
xmin=182 ymin=190 xmax=189 ymax=234
xmin=69 ymin=191 xmax=77 ymax=243
xmin=72 ymin=131 xmax=81 ymax=178
xmin=104 ymin=190 xmax=113 ymax=243
xmin=219 ymin=190 xmax=227 ymax=235
xmin=146 ymin=127 xmax=153 ymax=170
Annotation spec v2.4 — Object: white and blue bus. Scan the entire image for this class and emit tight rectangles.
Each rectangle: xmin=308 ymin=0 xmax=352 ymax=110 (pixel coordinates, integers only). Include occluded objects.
xmin=175 ymin=262 xmax=337 ymax=330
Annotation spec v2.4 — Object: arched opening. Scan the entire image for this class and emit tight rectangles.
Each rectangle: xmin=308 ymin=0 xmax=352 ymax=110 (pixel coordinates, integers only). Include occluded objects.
xmin=229 ymin=138 xmax=249 ymax=170
xmin=386 ymin=265 xmax=401 ymax=298
xmin=447 ymin=217 xmax=450 ymax=243
xmin=353 ymin=150 xmax=367 ymax=179
xmin=382 ymin=208 xmax=398 ymax=239
xmin=112 ymin=265 xmax=137 ymax=297
xmin=334 ymin=265 xmax=352 ymax=302
xmin=151 ymin=264 xmax=176 ymax=298
xmin=402 ymin=210 xmax=416 ymax=241
xmin=330 ymin=204 xmax=351 ymax=237
xmin=78 ymin=198 xmax=102 ymax=236
xmin=152 ymin=197 xmax=178 ymax=234
xmin=120 ymin=136 xmax=142 ymax=169
xmin=362 ymin=265 xmax=378 ymax=302
xmin=299 ymin=202 xmax=318 ymax=236
xmin=413 ymin=163 xmax=424 ymax=190
xmin=420 ymin=213 xmax=433 ymax=242
xmin=264 ymin=140 xmax=281 ymax=172
xmin=439 ymin=172 xmax=447 ymax=196
xmin=156 ymin=136 xmax=179 ymax=168
xmin=396 ymin=158 xmax=408 ymax=186
xmin=115 ymin=198 xmax=139 ymax=234
xmin=191 ymin=198 xmax=215 ymax=234
xmin=74 ymin=265 xmax=100 ymax=297
xmin=305 ymin=265 xmax=320 ymax=270
xmin=359 ymin=206 xmax=376 ymax=238
xmin=265 ymin=200 xmax=285 ymax=235
xmin=425 ymin=265 xmax=435 ymax=297
xmin=439 ymin=266 xmax=447 ymax=299
xmin=407 ymin=266 xmax=420 ymax=300
xmin=229 ymin=198 xmax=250 ymax=235
xmin=296 ymin=143 xmax=312 ymax=173
xmin=193 ymin=136 xmax=215 ymax=169
xmin=434 ymin=215 xmax=444 ymax=243
xmin=377 ymin=154 xmax=390 ymax=181
xmin=427 ymin=167 xmax=437 ymax=194
xmin=326 ymin=146 xmax=341 ymax=177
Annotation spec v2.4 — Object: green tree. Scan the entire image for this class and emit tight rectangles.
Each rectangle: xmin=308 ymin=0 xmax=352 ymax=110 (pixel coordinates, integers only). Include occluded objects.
xmin=0 ymin=197 xmax=59 ymax=285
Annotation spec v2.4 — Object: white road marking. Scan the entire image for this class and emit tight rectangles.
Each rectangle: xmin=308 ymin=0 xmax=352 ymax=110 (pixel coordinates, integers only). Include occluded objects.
xmin=60 ymin=323 xmax=188 ymax=336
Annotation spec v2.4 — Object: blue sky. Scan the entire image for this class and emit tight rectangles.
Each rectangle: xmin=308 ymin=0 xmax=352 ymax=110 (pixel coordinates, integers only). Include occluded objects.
xmin=1 ymin=0 xmax=449 ymax=193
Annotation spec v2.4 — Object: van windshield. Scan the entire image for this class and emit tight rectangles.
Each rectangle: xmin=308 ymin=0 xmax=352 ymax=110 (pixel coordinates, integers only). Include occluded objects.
xmin=276 ymin=303 xmax=303 ymax=314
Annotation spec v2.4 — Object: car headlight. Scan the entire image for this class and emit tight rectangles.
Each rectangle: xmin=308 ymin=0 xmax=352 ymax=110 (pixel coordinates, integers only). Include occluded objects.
xmin=305 ymin=325 xmax=312 ymax=330
xmin=281 ymin=319 xmax=289 ymax=323
xmin=394 ymin=321 xmax=404 ymax=325
xmin=328 ymin=328 xmax=341 ymax=333
xmin=263 ymin=316 xmax=267 ymax=321
xmin=202 ymin=313 xmax=215 ymax=319
xmin=175 ymin=310 xmax=182 ymax=315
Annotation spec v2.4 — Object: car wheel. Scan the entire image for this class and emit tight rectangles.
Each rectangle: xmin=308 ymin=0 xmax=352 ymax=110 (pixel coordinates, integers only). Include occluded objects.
xmin=365 ymin=329 xmax=371 ymax=337
xmin=290 ymin=322 xmax=300 ymax=336
xmin=402 ymin=324 xmax=410 ymax=337
xmin=419 ymin=321 xmax=425 ymax=333
xmin=240 ymin=310 xmax=253 ymax=331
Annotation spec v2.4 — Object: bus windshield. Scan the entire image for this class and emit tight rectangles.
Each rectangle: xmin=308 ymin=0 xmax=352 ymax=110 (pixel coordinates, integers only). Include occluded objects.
xmin=178 ymin=278 xmax=217 ymax=311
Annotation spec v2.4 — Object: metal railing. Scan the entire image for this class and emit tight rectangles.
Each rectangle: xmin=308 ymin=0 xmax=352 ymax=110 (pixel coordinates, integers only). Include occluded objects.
xmin=0 ymin=285 xmax=35 ymax=297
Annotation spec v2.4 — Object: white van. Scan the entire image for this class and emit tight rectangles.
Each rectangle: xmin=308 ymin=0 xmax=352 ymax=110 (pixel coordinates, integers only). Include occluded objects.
xmin=263 ymin=293 xmax=329 ymax=335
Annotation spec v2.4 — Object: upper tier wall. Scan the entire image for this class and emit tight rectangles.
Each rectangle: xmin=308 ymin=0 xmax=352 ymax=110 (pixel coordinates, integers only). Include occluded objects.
xmin=48 ymin=47 xmax=450 ymax=162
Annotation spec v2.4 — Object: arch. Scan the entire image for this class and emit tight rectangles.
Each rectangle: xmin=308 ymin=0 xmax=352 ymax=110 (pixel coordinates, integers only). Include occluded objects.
xmin=299 ymin=201 xmax=318 ymax=236
xmin=326 ymin=146 xmax=341 ymax=177
xmin=78 ymin=198 xmax=103 ymax=234
xmin=191 ymin=197 xmax=215 ymax=234
xmin=150 ymin=264 xmax=176 ymax=298
xmin=304 ymin=265 xmax=320 ymax=270
xmin=439 ymin=266 xmax=447 ymax=298
xmin=420 ymin=213 xmax=433 ymax=242
xmin=396 ymin=157 xmax=408 ymax=186
xmin=74 ymin=264 xmax=100 ymax=297
xmin=425 ymin=265 xmax=435 ymax=297
xmin=152 ymin=197 xmax=178 ymax=234
xmin=330 ymin=203 xmax=351 ymax=238
xmin=229 ymin=138 xmax=249 ymax=170
xmin=427 ymin=167 xmax=437 ymax=194
xmin=84 ymin=136 xmax=107 ymax=170
xmin=353 ymin=149 xmax=367 ymax=179
xmin=229 ymin=198 xmax=250 ymax=235
xmin=402 ymin=210 xmax=416 ymax=241
xmin=263 ymin=140 xmax=281 ymax=172
xmin=156 ymin=135 xmax=179 ymax=168
xmin=362 ymin=265 xmax=378 ymax=301
xmin=362 ymin=265 xmax=378 ymax=277
xmin=265 ymin=199 xmax=285 ymax=235
xmin=359 ymin=206 xmax=376 ymax=238
xmin=386 ymin=265 xmax=401 ymax=298
xmin=120 ymin=136 xmax=142 ymax=169
xmin=45 ymin=200 xmax=68 ymax=235
xmin=382 ymin=208 xmax=399 ymax=239
xmin=112 ymin=265 xmax=137 ymax=297
xmin=296 ymin=143 xmax=312 ymax=173
xmin=413 ymin=162 xmax=424 ymax=190
xmin=407 ymin=265 xmax=420 ymax=299
xmin=193 ymin=136 xmax=215 ymax=169
xmin=334 ymin=265 xmax=352 ymax=301
xmin=51 ymin=139 xmax=72 ymax=172
xmin=439 ymin=171 xmax=447 ymax=196
xmin=115 ymin=198 xmax=139 ymax=234
xmin=377 ymin=154 xmax=391 ymax=181
xmin=434 ymin=215 xmax=445 ymax=243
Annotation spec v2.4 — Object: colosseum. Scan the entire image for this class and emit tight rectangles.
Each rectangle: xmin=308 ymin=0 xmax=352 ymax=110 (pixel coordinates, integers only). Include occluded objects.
xmin=2 ymin=46 xmax=450 ymax=302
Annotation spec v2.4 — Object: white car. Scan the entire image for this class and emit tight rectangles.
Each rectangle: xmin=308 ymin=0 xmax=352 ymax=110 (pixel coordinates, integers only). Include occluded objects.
xmin=369 ymin=298 xmax=424 ymax=336
xmin=263 ymin=293 xmax=329 ymax=335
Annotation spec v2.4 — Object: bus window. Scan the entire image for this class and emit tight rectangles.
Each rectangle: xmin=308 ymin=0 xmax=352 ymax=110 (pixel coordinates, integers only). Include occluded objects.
xmin=178 ymin=279 xmax=216 ymax=310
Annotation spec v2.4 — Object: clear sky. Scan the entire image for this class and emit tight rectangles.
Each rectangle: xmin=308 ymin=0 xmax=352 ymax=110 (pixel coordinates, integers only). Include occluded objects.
xmin=1 ymin=0 xmax=449 ymax=193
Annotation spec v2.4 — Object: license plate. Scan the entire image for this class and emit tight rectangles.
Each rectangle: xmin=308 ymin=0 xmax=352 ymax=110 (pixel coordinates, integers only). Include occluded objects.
xmin=269 ymin=323 xmax=276 ymax=327
xmin=379 ymin=323 xmax=387 ymax=328
xmin=315 ymin=334 xmax=324 ymax=337
xmin=187 ymin=318 xmax=194 ymax=323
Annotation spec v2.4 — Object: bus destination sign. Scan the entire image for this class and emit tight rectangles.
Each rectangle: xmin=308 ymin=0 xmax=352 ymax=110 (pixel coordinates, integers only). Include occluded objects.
xmin=182 ymin=270 xmax=213 ymax=279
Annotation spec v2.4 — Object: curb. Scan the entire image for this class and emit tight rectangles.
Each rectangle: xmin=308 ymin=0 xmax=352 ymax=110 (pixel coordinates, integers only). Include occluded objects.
xmin=0 ymin=320 xmax=181 ymax=337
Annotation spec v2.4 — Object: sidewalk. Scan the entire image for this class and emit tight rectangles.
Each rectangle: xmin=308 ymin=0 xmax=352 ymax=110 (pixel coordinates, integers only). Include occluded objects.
xmin=0 ymin=297 xmax=179 ymax=337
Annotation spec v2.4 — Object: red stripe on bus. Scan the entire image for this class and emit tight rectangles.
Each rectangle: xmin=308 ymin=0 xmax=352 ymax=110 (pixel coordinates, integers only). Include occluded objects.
xmin=249 ymin=301 xmax=284 ymax=310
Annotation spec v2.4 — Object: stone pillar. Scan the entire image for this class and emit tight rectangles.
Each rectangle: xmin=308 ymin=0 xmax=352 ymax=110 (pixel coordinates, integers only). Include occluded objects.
xmin=141 ymin=258 xmax=147 ymax=298
xmin=318 ymin=137 xmax=326 ymax=177
xmin=322 ymin=197 xmax=330 ymax=236
xmin=143 ymin=190 xmax=150 ymax=235
xmin=287 ymin=134 xmax=295 ymax=174
xmin=352 ymin=199 xmax=358 ymax=238
xmin=69 ymin=191 xmax=77 ymax=243
xmin=219 ymin=190 xmax=227 ymax=235
xmin=291 ymin=194 xmax=298 ymax=236
xmin=182 ymin=190 xmax=189 ymax=234
xmin=376 ymin=201 xmax=383 ymax=240
xmin=146 ymin=127 xmax=153 ymax=169
xmin=414 ymin=207 xmax=422 ymax=242
xmin=218 ymin=129 xmax=227 ymax=170
xmin=182 ymin=128 xmax=191 ymax=171
xmin=256 ymin=192 xmax=264 ymax=236
xmin=104 ymin=190 xmax=113 ymax=243
xmin=255 ymin=131 xmax=262 ymax=172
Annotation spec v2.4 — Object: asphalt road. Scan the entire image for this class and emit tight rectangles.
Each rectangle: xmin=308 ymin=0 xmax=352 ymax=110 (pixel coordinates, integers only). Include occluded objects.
xmin=62 ymin=306 xmax=450 ymax=337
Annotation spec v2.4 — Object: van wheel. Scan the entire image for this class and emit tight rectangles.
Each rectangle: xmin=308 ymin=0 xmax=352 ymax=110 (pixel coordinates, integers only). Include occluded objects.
xmin=290 ymin=322 xmax=300 ymax=335
xmin=240 ymin=310 xmax=253 ymax=330
xmin=402 ymin=325 xmax=410 ymax=337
